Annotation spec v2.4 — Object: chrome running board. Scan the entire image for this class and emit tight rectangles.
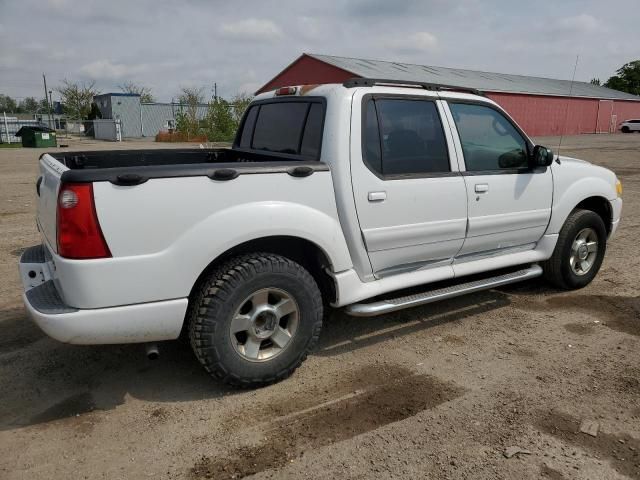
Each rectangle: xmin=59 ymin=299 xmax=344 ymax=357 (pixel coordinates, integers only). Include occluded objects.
xmin=345 ymin=264 xmax=542 ymax=317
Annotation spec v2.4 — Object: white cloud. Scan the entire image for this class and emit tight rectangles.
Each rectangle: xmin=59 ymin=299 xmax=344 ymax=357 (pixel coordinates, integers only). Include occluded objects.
xmin=557 ymin=14 xmax=601 ymax=33
xmin=387 ymin=31 xmax=438 ymax=53
xmin=79 ymin=60 xmax=148 ymax=80
xmin=409 ymin=32 xmax=438 ymax=51
xmin=221 ymin=19 xmax=283 ymax=41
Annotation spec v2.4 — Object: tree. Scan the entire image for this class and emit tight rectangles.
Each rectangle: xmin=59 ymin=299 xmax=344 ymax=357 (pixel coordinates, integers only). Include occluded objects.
xmin=604 ymin=60 xmax=640 ymax=95
xmin=589 ymin=78 xmax=601 ymax=86
xmin=37 ymin=98 xmax=51 ymax=113
xmin=175 ymin=87 xmax=204 ymax=139
xmin=204 ymin=98 xmax=236 ymax=142
xmin=231 ymin=93 xmax=253 ymax=123
xmin=0 ymin=94 xmax=18 ymax=113
xmin=119 ymin=81 xmax=154 ymax=103
xmin=57 ymin=80 xmax=100 ymax=119
xmin=19 ymin=97 xmax=40 ymax=113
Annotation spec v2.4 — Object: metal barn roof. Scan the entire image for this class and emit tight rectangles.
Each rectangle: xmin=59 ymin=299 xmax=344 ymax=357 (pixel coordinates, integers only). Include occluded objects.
xmin=307 ymin=53 xmax=640 ymax=101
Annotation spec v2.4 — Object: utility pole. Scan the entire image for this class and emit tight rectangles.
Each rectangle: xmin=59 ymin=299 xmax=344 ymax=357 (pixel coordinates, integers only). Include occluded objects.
xmin=42 ymin=73 xmax=53 ymax=129
xmin=214 ymin=83 xmax=217 ymax=102
xmin=48 ymin=90 xmax=54 ymax=128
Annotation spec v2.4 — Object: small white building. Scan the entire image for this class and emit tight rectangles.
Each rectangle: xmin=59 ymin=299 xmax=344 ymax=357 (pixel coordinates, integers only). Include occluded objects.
xmin=94 ymin=93 xmax=208 ymax=138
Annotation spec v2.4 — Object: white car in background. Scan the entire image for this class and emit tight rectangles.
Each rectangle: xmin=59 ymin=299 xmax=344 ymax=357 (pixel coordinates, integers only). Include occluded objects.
xmin=620 ymin=119 xmax=640 ymax=133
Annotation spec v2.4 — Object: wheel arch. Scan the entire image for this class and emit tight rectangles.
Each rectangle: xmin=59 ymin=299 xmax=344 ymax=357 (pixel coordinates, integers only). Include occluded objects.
xmin=574 ymin=196 xmax=612 ymax=235
xmin=188 ymin=235 xmax=338 ymax=306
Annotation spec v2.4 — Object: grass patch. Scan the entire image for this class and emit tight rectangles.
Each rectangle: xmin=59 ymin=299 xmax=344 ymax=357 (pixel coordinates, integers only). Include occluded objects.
xmin=0 ymin=143 xmax=22 ymax=149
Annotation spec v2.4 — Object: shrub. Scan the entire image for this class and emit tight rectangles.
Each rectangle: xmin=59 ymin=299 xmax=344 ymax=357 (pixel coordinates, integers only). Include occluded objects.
xmin=155 ymin=131 xmax=207 ymax=143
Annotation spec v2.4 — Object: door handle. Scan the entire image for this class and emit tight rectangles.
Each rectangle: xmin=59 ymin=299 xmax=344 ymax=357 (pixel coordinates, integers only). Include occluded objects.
xmin=474 ymin=183 xmax=489 ymax=193
xmin=368 ymin=191 xmax=387 ymax=202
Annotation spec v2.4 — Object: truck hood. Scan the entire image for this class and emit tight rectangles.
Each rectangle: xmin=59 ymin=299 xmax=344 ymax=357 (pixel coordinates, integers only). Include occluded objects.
xmin=556 ymin=155 xmax=617 ymax=180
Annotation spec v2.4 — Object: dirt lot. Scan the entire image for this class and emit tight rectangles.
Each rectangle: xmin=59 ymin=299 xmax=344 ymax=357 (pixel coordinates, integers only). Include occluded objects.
xmin=0 ymin=134 xmax=638 ymax=480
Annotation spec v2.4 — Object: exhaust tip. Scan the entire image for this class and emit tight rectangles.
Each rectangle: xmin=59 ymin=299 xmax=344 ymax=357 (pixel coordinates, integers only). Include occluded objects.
xmin=145 ymin=343 xmax=160 ymax=360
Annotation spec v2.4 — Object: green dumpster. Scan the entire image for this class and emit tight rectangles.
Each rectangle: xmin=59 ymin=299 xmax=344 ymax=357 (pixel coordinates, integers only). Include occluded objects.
xmin=15 ymin=126 xmax=57 ymax=148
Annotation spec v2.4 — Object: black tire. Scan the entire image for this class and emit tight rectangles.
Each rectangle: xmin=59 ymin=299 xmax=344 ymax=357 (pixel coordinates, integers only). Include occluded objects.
xmin=542 ymin=209 xmax=607 ymax=290
xmin=621 ymin=126 xmax=630 ymax=133
xmin=188 ymin=253 xmax=323 ymax=388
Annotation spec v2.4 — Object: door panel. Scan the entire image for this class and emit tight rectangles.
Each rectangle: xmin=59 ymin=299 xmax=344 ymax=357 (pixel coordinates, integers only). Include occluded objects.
xmin=356 ymin=176 xmax=468 ymax=273
xmin=459 ymin=173 xmax=551 ymax=256
xmin=351 ymin=94 xmax=467 ymax=275
xmin=446 ymin=102 xmax=552 ymax=257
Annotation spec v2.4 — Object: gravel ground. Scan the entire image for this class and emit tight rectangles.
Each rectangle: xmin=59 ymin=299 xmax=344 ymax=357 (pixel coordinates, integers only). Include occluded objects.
xmin=0 ymin=134 xmax=638 ymax=480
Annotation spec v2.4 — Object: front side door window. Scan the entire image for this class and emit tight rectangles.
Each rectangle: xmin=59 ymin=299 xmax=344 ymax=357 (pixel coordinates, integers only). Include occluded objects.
xmin=449 ymin=103 xmax=528 ymax=172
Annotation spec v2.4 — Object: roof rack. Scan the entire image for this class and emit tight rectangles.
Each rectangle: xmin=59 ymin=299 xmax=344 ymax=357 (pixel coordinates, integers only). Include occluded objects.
xmin=342 ymin=78 xmax=484 ymax=96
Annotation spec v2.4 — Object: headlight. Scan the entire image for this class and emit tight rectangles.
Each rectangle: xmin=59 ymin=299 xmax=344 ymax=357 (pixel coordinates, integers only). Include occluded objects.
xmin=616 ymin=179 xmax=623 ymax=197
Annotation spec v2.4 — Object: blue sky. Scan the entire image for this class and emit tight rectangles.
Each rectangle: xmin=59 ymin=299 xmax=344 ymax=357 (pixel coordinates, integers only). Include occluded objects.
xmin=0 ymin=0 xmax=637 ymax=102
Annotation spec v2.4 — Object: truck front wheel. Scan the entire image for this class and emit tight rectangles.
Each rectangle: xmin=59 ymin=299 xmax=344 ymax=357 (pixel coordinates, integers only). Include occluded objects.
xmin=542 ymin=209 xmax=607 ymax=290
xmin=188 ymin=253 xmax=323 ymax=388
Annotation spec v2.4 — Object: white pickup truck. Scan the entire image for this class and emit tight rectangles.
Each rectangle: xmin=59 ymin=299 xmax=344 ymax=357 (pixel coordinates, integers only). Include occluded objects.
xmin=19 ymin=79 xmax=622 ymax=387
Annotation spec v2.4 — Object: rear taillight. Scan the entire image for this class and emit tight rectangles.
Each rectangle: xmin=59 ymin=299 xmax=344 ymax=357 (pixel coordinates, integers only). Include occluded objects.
xmin=57 ymin=183 xmax=111 ymax=259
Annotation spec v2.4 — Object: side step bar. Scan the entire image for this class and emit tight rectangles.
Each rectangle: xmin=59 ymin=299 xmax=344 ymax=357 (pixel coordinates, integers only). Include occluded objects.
xmin=345 ymin=264 xmax=543 ymax=317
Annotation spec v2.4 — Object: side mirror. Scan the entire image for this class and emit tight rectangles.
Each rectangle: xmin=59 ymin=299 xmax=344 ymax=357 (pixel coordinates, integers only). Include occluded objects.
xmin=531 ymin=145 xmax=554 ymax=167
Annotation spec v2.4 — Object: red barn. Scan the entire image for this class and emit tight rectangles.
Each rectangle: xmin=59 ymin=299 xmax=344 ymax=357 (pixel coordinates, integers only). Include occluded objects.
xmin=256 ymin=54 xmax=640 ymax=137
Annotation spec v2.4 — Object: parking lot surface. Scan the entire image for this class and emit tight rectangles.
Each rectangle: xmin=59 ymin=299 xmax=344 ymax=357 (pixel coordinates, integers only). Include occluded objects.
xmin=0 ymin=134 xmax=638 ymax=479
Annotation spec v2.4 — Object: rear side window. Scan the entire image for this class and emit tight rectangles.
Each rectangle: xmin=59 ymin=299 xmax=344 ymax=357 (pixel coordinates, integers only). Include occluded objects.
xmin=237 ymin=100 xmax=325 ymax=159
xmin=239 ymin=106 xmax=258 ymax=148
xmin=362 ymin=98 xmax=450 ymax=177
xmin=300 ymin=103 xmax=323 ymax=157
xmin=449 ymin=103 xmax=528 ymax=171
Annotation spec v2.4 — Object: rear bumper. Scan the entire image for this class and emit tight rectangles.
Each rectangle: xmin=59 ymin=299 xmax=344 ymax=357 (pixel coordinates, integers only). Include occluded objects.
xmin=20 ymin=245 xmax=187 ymax=344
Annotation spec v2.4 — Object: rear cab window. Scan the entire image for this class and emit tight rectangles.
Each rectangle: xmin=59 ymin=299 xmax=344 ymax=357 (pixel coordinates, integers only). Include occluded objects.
xmin=235 ymin=98 xmax=325 ymax=160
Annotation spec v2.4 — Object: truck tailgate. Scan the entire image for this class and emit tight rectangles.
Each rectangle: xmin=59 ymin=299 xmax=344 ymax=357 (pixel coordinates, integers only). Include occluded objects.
xmin=37 ymin=153 xmax=68 ymax=252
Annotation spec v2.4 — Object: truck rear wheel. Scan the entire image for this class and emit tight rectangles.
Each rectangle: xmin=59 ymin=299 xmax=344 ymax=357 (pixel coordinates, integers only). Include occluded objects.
xmin=542 ymin=209 xmax=607 ymax=290
xmin=188 ymin=253 xmax=323 ymax=388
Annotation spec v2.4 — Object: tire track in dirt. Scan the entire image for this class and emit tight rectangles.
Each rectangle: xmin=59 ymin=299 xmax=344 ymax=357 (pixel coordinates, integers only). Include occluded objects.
xmin=515 ymin=294 xmax=640 ymax=337
xmin=190 ymin=366 xmax=465 ymax=479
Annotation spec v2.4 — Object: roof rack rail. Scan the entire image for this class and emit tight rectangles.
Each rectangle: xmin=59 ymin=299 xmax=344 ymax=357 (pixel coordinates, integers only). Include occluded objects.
xmin=342 ymin=78 xmax=484 ymax=96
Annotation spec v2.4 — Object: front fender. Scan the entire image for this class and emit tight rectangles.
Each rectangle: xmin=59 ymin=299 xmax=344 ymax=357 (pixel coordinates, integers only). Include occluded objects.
xmin=547 ymin=175 xmax=616 ymax=234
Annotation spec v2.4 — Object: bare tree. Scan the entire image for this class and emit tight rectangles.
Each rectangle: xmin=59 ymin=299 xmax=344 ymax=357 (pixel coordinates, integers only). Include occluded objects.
xmin=119 ymin=81 xmax=154 ymax=103
xmin=57 ymin=80 xmax=100 ymax=120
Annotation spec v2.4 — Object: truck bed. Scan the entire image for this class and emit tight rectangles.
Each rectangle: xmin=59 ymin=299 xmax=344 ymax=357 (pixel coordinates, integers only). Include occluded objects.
xmin=47 ymin=147 xmax=327 ymax=185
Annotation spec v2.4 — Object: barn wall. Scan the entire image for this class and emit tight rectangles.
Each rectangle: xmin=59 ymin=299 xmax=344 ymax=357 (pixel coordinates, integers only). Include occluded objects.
xmin=487 ymin=93 xmax=599 ymax=136
xmin=487 ymin=92 xmax=640 ymax=136
xmin=256 ymin=55 xmax=355 ymax=94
